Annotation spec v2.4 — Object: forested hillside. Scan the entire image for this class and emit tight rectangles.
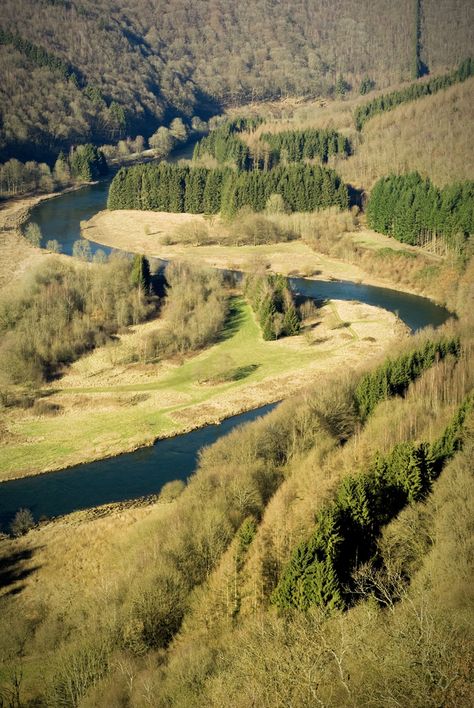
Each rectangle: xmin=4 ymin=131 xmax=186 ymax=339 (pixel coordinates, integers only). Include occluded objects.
xmin=0 ymin=0 xmax=473 ymax=161
xmin=1 ymin=321 xmax=472 ymax=706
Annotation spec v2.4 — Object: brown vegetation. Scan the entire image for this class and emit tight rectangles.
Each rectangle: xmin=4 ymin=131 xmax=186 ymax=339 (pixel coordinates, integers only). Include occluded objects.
xmin=2 ymin=0 xmax=473 ymax=160
xmin=144 ymin=261 xmax=228 ymax=358
xmin=0 ymin=320 xmax=471 ymax=706
xmin=335 ymin=77 xmax=474 ymax=189
xmin=0 ymin=255 xmax=152 ymax=386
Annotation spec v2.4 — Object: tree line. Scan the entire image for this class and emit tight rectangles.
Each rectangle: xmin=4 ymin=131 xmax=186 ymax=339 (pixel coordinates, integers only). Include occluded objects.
xmin=0 ymin=144 xmax=108 ymax=197
xmin=272 ymin=391 xmax=472 ymax=611
xmin=107 ymin=162 xmax=349 ymax=215
xmin=354 ymin=57 xmax=474 ymax=131
xmin=193 ymin=122 xmax=350 ymax=170
xmin=0 ymin=253 xmax=152 ymax=386
xmin=260 ymin=129 xmax=351 ymax=164
xmin=245 ymin=273 xmax=300 ymax=340
xmin=366 ymin=172 xmax=474 ymax=251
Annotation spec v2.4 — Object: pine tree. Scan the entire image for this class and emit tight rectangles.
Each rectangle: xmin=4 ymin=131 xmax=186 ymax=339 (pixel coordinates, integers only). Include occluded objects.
xmin=282 ymin=303 xmax=300 ymax=336
xmin=130 ymin=254 xmax=151 ymax=292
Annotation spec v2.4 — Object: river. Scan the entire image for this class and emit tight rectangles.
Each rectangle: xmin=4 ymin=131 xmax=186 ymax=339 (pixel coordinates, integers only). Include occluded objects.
xmin=0 ymin=166 xmax=451 ymax=529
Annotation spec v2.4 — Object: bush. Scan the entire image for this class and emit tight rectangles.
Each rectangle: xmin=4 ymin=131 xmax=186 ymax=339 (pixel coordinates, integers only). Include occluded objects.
xmin=0 ymin=255 xmax=153 ymax=385
xmin=144 ymin=261 xmax=228 ymax=359
xmin=24 ymin=222 xmax=42 ymax=247
xmin=10 ymin=508 xmax=35 ymax=536
xmin=228 ymin=212 xmax=296 ymax=245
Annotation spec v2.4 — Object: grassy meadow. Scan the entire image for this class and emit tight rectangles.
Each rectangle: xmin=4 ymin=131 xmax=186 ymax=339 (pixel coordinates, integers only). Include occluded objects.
xmin=0 ymin=295 xmax=402 ymax=480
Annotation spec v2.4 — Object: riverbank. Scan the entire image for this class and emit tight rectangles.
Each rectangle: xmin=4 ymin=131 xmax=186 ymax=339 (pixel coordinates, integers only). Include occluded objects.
xmin=0 ymin=296 xmax=406 ymax=481
xmin=0 ymin=183 xmax=96 ymax=290
xmin=83 ymin=209 xmax=446 ymax=302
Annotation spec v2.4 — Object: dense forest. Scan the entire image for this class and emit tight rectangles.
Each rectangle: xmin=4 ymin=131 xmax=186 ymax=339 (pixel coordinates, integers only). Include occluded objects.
xmin=1 ymin=0 xmax=473 ymax=161
xmin=193 ymin=121 xmax=351 ymax=169
xmin=367 ymin=172 xmax=474 ymax=252
xmin=107 ymin=162 xmax=349 ymax=214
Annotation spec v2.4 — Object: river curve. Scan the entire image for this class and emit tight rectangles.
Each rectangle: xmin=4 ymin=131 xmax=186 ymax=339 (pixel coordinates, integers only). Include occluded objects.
xmin=0 ymin=170 xmax=451 ymax=528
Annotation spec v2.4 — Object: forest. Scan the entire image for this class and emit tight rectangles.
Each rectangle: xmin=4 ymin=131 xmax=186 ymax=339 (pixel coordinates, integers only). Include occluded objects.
xmin=107 ymin=162 xmax=349 ymax=215
xmin=367 ymin=172 xmax=474 ymax=252
xmin=0 ymin=145 xmax=108 ymax=198
xmin=1 ymin=0 xmax=473 ymax=161
xmin=274 ymin=391 xmax=471 ymax=611
xmin=193 ymin=121 xmax=351 ymax=169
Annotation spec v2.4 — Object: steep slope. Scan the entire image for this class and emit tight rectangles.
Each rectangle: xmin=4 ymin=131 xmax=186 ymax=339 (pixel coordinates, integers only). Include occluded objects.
xmin=1 ymin=0 xmax=473 ymax=161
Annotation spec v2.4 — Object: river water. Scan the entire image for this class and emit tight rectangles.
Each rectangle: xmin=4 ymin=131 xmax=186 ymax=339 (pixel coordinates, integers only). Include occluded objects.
xmin=0 ymin=168 xmax=451 ymax=529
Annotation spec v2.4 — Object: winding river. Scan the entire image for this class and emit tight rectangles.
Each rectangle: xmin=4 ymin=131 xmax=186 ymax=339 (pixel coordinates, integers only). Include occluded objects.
xmin=0 ymin=169 xmax=451 ymax=529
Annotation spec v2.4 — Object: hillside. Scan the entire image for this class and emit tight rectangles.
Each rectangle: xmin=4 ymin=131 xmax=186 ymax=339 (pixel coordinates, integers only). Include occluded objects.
xmin=336 ymin=76 xmax=474 ymax=189
xmin=1 ymin=324 xmax=472 ymax=705
xmin=237 ymin=75 xmax=474 ymax=191
xmin=0 ymin=4 xmax=473 ymax=705
xmin=0 ymin=0 xmax=473 ymax=161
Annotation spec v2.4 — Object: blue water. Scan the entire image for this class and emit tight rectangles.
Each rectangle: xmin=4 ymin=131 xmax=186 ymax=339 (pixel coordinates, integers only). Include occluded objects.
xmin=0 ymin=170 xmax=452 ymax=529
xmin=0 ymin=403 xmax=276 ymax=529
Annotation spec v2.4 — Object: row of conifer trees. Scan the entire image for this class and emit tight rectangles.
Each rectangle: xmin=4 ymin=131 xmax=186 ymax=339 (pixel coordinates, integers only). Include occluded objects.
xmin=366 ymin=172 xmax=474 ymax=249
xmin=107 ymin=162 xmax=349 ymax=215
xmin=260 ymin=129 xmax=350 ymax=164
xmin=193 ymin=121 xmax=350 ymax=170
xmin=354 ymin=57 xmax=473 ymax=130
xmin=273 ymin=337 xmax=468 ymax=611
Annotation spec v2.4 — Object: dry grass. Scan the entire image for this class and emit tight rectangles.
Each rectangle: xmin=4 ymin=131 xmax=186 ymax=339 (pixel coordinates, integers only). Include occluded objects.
xmin=0 ymin=190 xmax=76 ymax=292
xmin=0 ymin=297 xmax=404 ymax=480
xmin=334 ymin=77 xmax=474 ymax=189
xmin=0 ymin=197 xmax=46 ymax=291
xmin=83 ymin=209 xmax=433 ymax=293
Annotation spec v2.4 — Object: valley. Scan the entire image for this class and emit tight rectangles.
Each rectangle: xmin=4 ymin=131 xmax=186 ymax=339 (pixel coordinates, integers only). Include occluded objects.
xmin=0 ymin=5 xmax=472 ymax=705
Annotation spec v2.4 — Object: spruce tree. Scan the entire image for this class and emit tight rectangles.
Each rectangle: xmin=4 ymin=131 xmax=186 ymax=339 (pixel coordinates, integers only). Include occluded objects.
xmin=130 ymin=254 xmax=151 ymax=293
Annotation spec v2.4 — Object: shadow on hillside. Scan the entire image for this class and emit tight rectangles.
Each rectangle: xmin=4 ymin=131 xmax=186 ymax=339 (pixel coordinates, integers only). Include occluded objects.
xmin=219 ymin=300 xmax=247 ymax=342
xmin=0 ymin=546 xmax=42 ymax=597
xmin=232 ymin=363 xmax=260 ymax=380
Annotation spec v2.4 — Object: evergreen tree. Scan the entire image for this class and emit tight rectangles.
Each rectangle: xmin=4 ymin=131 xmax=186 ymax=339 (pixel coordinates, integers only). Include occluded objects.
xmin=130 ymin=254 xmax=151 ymax=293
xmin=282 ymin=303 xmax=300 ymax=336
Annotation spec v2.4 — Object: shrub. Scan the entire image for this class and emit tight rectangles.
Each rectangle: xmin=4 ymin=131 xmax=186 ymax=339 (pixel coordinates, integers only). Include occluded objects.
xmin=10 ymin=508 xmax=35 ymax=536
xmin=24 ymin=222 xmax=42 ymax=247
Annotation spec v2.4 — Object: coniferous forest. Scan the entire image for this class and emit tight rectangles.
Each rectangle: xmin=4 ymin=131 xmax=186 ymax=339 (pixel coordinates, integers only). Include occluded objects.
xmin=107 ymin=162 xmax=349 ymax=215
xmin=192 ymin=120 xmax=351 ymax=168
xmin=367 ymin=172 xmax=474 ymax=250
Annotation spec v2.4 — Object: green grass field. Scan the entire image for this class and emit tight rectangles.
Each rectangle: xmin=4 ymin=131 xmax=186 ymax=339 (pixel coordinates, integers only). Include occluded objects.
xmin=0 ymin=297 xmax=396 ymax=480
